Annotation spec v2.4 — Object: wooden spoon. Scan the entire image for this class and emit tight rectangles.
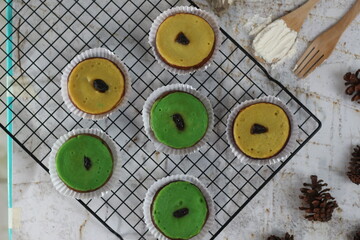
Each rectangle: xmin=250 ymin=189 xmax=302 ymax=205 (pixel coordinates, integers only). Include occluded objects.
xmin=254 ymin=0 xmax=321 ymax=64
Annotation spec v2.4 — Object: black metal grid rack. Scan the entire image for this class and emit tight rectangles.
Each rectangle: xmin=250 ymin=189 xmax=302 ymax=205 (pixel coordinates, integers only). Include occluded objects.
xmin=0 ymin=0 xmax=321 ymax=239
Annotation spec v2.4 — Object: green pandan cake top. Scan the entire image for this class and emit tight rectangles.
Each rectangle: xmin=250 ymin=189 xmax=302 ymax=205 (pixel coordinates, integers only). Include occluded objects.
xmin=55 ymin=134 xmax=113 ymax=192
xmin=150 ymin=92 xmax=208 ymax=149
xmin=152 ymin=181 xmax=208 ymax=239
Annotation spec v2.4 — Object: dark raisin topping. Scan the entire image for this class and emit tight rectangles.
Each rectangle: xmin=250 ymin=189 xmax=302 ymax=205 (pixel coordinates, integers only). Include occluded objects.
xmin=173 ymin=208 xmax=189 ymax=218
xmin=250 ymin=123 xmax=268 ymax=134
xmin=93 ymin=79 xmax=109 ymax=93
xmin=175 ymin=32 xmax=190 ymax=45
xmin=84 ymin=156 xmax=92 ymax=170
xmin=172 ymin=113 xmax=185 ymax=131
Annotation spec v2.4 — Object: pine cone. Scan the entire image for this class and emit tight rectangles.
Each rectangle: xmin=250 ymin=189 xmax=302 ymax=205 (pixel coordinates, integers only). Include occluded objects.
xmin=347 ymin=145 xmax=360 ymax=185
xmin=299 ymin=175 xmax=338 ymax=222
xmin=354 ymin=231 xmax=360 ymax=240
xmin=344 ymin=69 xmax=360 ymax=103
xmin=268 ymin=233 xmax=294 ymax=240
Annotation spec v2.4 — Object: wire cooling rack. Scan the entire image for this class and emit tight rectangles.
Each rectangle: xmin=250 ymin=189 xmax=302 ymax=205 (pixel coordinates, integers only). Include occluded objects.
xmin=0 ymin=0 xmax=321 ymax=239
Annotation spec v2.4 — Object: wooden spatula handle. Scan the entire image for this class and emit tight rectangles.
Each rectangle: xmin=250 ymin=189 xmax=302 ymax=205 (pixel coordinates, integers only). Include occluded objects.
xmin=332 ymin=0 xmax=360 ymax=35
xmin=282 ymin=0 xmax=321 ymax=32
xmin=301 ymin=0 xmax=322 ymax=12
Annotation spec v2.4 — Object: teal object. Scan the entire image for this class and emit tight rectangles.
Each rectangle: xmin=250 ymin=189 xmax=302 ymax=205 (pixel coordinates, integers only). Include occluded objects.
xmin=6 ymin=0 xmax=14 ymax=239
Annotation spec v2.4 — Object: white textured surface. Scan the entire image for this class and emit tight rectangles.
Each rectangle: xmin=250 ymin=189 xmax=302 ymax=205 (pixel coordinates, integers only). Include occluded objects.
xmin=5 ymin=0 xmax=360 ymax=240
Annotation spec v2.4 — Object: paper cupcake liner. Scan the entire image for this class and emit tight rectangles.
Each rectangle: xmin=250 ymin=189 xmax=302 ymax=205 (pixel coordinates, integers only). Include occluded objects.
xmin=49 ymin=128 xmax=122 ymax=199
xmin=149 ymin=6 xmax=221 ymax=75
xmin=143 ymin=174 xmax=215 ymax=240
xmin=142 ymin=84 xmax=214 ymax=155
xmin=226 ymin=96 xmax=299 ymax=166
xmin=61 ymin=48 xmax=132 ymax=120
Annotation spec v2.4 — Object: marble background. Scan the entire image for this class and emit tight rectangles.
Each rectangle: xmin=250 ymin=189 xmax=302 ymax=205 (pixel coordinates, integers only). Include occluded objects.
xmin=1 ymin=0 xmax=360 ymax=239
xmin=0 ymin=105 xmax=7 ymax=238
xmin=1 ymin=0 xmax=9 ymax=239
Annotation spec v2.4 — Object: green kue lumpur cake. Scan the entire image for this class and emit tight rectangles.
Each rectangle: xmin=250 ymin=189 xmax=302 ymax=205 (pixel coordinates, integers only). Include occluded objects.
xmin=150 ymin=92 xmax=208 ymax=149
xmin=151 ymin=181 xmax=208 ymax=239
xmin=55 ymin=134 xmax=113 ymax=192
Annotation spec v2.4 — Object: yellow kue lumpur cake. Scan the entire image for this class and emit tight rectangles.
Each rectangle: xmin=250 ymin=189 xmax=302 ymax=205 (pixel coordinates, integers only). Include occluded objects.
xmin=232 ymin=102 xmax=290 ymax=159
xmin=226 ymin=97 xmax=296 ymax=165
xmin=68 ymin=58 xmax=125 ymax=115
xmin=61 ymin=48 xmax=130 ymax=120
xmin=156 ymin=13 xmax=215 ymax=69
xmin=149 ymin=7 xmax=220 ymax=74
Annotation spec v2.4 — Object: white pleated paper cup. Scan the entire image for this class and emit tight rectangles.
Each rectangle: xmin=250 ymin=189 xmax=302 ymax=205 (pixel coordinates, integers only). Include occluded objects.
xmin=149 ymin=6 xmax=221 ymax=75
xmin=143 ymin=174 xmax=215 ymax=240
xmin=61 ymin=48 xmax=132 ymax=120
xmin=142 ymin=84 xmax=214 ymax=155
xmin=49 ymin=128 xmax=121 ymax=200
xmin=226 ymin=96 xmax=298 ymax=166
